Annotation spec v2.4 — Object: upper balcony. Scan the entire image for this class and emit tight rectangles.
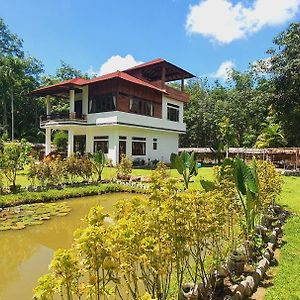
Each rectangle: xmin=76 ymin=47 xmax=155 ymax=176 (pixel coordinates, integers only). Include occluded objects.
xmin=40 ymin=112 xmax=87 ymax=127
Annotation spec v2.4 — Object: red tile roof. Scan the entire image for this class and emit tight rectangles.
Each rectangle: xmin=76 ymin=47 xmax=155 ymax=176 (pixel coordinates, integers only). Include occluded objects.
xmin=29 ymin=70 xmax=164 ymax=96
xmin=88 ymin=70 xmax=164 ymax=92
xmin=29 ymin=58 xmax=194 ymax=98
xmin=124 ymin=58 xmax=195 ymax=79
xmin=29 ymin=78 xmax=89 ymax=95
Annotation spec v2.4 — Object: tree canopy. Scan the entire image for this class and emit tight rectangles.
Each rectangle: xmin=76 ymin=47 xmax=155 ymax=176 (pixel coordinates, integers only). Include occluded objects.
xmin=182 ymin=22 xmax=300 ymax=148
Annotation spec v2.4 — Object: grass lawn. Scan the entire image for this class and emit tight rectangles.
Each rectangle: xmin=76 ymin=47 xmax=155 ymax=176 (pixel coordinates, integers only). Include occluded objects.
xmin=265 ymin=176 xmax=300 ymax=300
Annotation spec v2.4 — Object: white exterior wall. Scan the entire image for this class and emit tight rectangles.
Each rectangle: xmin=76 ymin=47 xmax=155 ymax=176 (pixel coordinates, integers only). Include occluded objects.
xmin=49 ymin=124 xmax=179 ymax=165
xmin=116 ymin=126 xmax=178 ymax=163
xmin=162 ymin=95 xmax=184 ymax=123
xmin=86 ymin=125 xmax=178 ymax=164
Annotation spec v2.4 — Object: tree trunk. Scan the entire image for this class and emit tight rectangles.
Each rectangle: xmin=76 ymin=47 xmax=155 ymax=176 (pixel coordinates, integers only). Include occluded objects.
xmin=2 ymin=99 xmax=8 ymax=131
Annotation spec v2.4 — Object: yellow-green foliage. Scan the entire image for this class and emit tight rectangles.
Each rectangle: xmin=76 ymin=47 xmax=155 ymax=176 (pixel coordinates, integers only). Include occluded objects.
xmin=117 ymin=154 xmax=133 ymax=179
xmin=33 ymin=160 xmax=283 ymax=300
xmin=256 ymin=160 xmax=282 ymax=208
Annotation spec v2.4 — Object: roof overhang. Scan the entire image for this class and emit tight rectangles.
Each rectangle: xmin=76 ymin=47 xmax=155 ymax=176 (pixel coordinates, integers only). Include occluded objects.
xmin=125 ymin=58 xmax=196 ymax=82
xmin=28 ymin=78 xmax=88 ymax=98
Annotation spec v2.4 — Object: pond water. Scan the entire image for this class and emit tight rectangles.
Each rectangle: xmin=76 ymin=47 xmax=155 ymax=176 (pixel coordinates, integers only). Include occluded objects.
xmin=0 ymin=193 xmax=135 ymax=300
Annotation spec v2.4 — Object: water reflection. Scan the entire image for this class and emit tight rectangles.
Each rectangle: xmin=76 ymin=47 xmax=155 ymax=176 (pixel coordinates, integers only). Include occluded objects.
xmin=0 ymin=193 xmax=132 ymax=300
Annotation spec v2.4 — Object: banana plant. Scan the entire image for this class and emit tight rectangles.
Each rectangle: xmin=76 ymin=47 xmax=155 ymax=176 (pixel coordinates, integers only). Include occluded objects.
xmin=170 ymin=151 xmax=198 ymax=189
xmin=233 ymin=158 xmax=260 ymax=240
xmin=88 ymin=150 xmax=106 ymax=181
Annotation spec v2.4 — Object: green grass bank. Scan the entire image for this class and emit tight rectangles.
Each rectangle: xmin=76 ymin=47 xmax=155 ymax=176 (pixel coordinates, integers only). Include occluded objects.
xmin=265 ymin=176 xmax=300 ymax=300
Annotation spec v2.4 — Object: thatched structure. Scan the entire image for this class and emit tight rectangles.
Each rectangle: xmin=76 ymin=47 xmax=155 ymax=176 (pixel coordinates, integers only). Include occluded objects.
xmin=179 ymin=147 xmax=300 ymax=169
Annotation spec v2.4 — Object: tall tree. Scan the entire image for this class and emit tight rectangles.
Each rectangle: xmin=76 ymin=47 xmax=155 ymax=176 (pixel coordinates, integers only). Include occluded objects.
xmin=265 ymin=22 xmax=300 ymax=145
xmin=0 ymin=18 xmax=43 ymax=141
xmin=0 ymin=18 xmax=23 ymax=58
xmin=181 ymin=72 xmax=270 ymax=148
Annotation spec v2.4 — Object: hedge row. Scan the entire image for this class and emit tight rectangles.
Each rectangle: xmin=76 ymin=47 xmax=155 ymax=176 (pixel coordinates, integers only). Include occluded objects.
xmin=0 ymin=183 xmax=146 ymax=208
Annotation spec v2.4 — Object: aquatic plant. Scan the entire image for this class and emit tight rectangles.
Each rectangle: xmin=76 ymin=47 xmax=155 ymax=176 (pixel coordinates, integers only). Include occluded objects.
xmin=0 ymin=202 xmax=71 ymax=231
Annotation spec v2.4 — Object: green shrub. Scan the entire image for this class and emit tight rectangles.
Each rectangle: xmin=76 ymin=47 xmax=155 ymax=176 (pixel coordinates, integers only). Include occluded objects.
xmin=0 ymin=139 xmax=32 ymax=190
xmin=53 ymin=131 xmax=68 ymax=152
xmin=117 ymin=154 xmax=132 ymax=180
xmin=0 ymin=183 xmax=146 ymax=208
xmin=88 ymin=150 xmax=106 ymax=181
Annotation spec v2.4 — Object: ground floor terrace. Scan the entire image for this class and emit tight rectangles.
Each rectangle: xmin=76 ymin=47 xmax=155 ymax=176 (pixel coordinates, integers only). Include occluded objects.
xmin=45 ymin=124 xmax=179 ymax=165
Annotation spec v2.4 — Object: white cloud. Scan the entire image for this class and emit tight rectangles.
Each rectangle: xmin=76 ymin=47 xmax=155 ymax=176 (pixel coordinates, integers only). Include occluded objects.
xmin=87 ymin=54 xmax=143 ymax=77
xmin=99 ymin=54 xmax=143 ymax=75
xmin=186 ymin=0 xmax=300 ymax=44
xmin=211 ymin=60 xmax=235 ymax=80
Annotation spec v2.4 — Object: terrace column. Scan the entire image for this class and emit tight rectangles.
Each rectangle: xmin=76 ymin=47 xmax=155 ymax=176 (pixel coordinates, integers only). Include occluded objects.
xmin=82 ymin=86 xmax=88 ymax=115
xmin=69 ymin=89 xmax=75 ymax=118
xmin=46 ymin=95 xmax=51 ymax=116
xmin=181 ymin=77 xmax=184 ymax=92
xmin=45 ymin=127 xmax=51 ymax=155
xmin=68 ymin=129 xmax=74 ymax=157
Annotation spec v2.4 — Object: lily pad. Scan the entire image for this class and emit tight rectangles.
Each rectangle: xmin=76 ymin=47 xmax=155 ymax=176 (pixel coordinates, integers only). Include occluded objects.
xmin=0 ymin=202 xmax=71 ymax=231
xmin=0 ymin=225 xmax=12 ymax=231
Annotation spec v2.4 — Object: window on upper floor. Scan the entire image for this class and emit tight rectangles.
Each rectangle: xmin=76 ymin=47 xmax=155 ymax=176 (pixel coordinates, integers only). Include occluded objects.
xmin=89 ymin=94 xmax=116 ymax=113
xmin=129 ymin=97 xmax=153 ymax=117
xmin=167 ymin=103 xmax=179 ymax=122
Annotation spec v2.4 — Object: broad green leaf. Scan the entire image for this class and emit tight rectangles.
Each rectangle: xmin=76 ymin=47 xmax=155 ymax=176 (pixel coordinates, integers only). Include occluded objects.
xmin=175 ymin=155 xmax=185 ymax=175
xmin=200 ymin=180 xmax=216 ymax=192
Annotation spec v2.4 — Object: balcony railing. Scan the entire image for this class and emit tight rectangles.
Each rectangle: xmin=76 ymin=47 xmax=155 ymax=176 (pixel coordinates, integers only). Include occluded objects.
xmin=40 ymin=113 xmax=87 ymax=125
xmin=165 ymin=85 xmax=189 ymax=102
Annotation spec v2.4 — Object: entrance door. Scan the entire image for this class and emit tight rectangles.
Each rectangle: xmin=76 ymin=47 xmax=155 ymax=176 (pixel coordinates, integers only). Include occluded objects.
xmin=74 ymin=135 xmax=86 ymax=155
xmin=119 ymin=141 xmax=126 ymax=163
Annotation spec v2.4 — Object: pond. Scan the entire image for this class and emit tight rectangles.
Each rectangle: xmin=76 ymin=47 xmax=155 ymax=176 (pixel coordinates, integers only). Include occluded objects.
xmin=0 ymin=193 xmax=136 ymax=300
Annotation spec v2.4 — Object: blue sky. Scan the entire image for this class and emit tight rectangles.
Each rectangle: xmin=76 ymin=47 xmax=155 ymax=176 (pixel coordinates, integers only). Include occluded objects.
xmin=1 ymin=0 xmax=300 ymax=81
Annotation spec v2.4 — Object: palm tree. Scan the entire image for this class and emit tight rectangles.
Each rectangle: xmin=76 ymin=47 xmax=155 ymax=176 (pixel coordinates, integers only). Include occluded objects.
xmin=255 ymin=119 xmax=287 ymax=148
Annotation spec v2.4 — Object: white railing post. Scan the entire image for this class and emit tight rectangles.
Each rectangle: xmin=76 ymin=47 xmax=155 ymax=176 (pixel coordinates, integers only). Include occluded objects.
xmin=69 ymin=89 xmax=75 ymax=115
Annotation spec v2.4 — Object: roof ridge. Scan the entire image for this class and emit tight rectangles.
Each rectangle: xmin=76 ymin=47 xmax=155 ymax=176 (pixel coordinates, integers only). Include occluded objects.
xmin=124 ymin=58 xmax=165 ymax=71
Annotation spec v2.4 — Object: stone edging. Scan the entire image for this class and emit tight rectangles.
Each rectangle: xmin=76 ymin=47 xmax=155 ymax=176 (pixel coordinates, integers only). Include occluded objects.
xmin=230 ymin=227 xmax=282 ymax=299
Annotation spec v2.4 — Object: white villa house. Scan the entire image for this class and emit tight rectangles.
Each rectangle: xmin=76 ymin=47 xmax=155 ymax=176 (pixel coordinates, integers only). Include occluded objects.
xmin=29 ymin=59 xmax=195 ymax=165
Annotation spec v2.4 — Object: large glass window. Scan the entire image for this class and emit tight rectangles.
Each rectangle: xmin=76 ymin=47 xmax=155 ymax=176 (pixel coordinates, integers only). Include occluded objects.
xmin=132 ymin=137 xmax=146 ymax=155
xmin=94 ymin=136 xmax=109 ymax=153
xmin=89 ymin=94 xmax=116 ymax=113
xmin=167 ymin=103 xmax=179 ymax=122
xmin=130 ymin=97 xmax=153 ymax=117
